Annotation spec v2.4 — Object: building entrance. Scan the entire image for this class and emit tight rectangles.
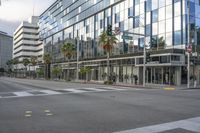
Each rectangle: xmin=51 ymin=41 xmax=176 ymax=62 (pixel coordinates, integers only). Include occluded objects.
xmin=146 ymin=67 xmax=176 ymax=85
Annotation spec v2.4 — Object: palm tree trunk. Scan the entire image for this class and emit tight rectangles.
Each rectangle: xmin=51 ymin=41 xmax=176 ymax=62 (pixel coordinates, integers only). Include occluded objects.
xmin=67 ymin=58 xmax=70 ymax=81
xmin=107 ymin=52 xmax=110 ymax=81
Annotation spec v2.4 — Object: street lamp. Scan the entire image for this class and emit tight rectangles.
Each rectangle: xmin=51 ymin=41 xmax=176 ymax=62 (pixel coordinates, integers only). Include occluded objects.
xmin=128 ymin=1 xmax=147 ymax=87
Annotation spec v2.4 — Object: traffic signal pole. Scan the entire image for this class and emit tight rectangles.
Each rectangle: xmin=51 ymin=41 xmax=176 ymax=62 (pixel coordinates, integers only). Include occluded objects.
xmin=187 ymin=0 xmax=190 ymax=89
xmin=143 ymin=1 xmax=147 ymax=87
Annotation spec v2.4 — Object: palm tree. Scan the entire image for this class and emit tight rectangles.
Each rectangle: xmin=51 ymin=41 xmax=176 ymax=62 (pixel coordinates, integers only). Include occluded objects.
xmin=43 ymin=53 xmax=52 ymax=79
xmin=99 ymin=31 xmax=118 ymax=81
xmin=30 ymin=56 xmax=37 ymax=78
xmin=80 ymin=66 xmax=92 ymax=83
xmin=61 ymin=42 xmax=75 ymax=81
xmin=22 ymin=58 xmax=30 ymax=77
xmin=158 ymin=36 xmax=166 ymax=49
xmin=6 ymin=59 xmax=13 ymax=74
xmin=150 ymin=37 xmax=166 ymax=50
xmin=52 ymin=66 xmax=62 ymax=80
xmin=12 ymin=58 xmax=19 ymax=77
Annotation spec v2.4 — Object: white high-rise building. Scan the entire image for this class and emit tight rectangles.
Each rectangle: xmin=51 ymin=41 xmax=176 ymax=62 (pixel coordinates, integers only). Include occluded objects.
xmin=13 ymin=16 xmax=43 ymax=70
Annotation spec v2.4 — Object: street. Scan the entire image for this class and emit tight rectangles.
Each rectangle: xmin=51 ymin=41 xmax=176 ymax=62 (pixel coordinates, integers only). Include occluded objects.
xmin=0 ymin=77 xmax=200 ymax=133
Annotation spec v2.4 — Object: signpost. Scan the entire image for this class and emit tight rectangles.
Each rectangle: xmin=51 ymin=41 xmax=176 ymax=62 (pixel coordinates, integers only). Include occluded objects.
xmin=187 ymin=44 xmax=192 ymax=88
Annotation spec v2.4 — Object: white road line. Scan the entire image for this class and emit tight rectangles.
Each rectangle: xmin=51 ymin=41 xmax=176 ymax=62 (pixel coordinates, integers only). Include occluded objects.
xmin=104 ymin=87 xmax=127 ymax=91
xmin=82 ymin=88 xmax=108 ymax=92
xmin=39 ymin=90 xmax=61 ymax=95
xmin=64 ymin=89 xmax=87 ymax=93
xmin=13 ymin=92 xmax=33 ymax=97
xmin=114 ymin=116 xmax=200 ymax=133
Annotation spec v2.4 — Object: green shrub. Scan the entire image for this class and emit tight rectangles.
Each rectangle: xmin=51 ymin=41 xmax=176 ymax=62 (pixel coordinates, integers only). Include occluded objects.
xmin=104 ymin=80 xmax=113 ymax=85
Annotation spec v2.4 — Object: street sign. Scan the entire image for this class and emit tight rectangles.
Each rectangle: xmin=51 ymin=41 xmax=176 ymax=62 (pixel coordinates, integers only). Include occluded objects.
xmin=187 ymin=44 xmax=192 ymax=53
xmin=122 ymin=35 xmax=133 ymax=40
xmin=114 ymin=27 xmax=120 ymax=35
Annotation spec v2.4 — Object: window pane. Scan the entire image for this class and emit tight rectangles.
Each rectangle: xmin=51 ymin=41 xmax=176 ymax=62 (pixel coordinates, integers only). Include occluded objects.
xmin=159 ymin=0 xmax=165 ymax=8
xmin=166 ymin=5 xmax=172 ymax=19
xmin=174 ymin=30 xmax=182 ymax=45
xmin=174 ymin=16 xmax=181 ymax=31
xmin=152 ymin=9 xmax=158 ymax=23
xmin=159 ymin=7 xmax=165 ymax=21
xmin=159 ymin=20 xmax=165 ymax=34
xmin=174 ymin=2 xmax=181 ymax=17
xmin=166 ymin=19 xmax=172 ymax=32
xmin=152 ymin=0 xmax=158 ymax=10
xmin=152 ymin=22 xmax=158 ymax=35
xmin=166 ymin=32 xmax=172 ymax=46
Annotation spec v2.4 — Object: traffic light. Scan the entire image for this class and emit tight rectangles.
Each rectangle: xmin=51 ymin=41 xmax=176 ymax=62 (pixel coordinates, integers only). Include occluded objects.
xmin=146 ymin=52 xmax=151 ymax=63
xmin=107 ymin=25 xmax=112 ymax=36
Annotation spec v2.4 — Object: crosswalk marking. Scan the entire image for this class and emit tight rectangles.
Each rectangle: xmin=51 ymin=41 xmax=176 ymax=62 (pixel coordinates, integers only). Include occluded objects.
xmin=114 ymin=116 xmax=200 ymax=133
xmin=64 ymin=88 xmax=88 ymax=93
xmin=81 ymin=88 xmax=108 ymax=92
xmin=39 ymin=90 xmax=61 ymax=95
xmin=0 ymin=87 xmax=128 ymax=99
xmin=14 ymin=92 xmax=33 ymax=97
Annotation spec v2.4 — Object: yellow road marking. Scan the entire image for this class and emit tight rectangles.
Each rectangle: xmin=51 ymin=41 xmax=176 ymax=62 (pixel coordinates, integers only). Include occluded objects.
xmin=163 ymin=88 xmax=176 ymax=90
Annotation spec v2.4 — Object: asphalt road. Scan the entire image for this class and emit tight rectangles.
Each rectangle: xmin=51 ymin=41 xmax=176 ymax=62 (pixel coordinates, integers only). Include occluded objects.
xmin=0 ymin=77 xmax=200 ymax=133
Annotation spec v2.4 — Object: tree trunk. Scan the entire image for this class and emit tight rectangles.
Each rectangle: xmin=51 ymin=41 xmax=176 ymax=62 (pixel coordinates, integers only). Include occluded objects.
xmin=67 ymin=58 xmax=70 ymax=81
xmin=107 ymin=52 xmax=110 ymax=81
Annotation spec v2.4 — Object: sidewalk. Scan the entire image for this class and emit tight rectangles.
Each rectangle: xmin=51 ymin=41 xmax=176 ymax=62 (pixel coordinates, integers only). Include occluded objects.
xmin=72 ymin=80 xmax=200 ymax=90
xmin=3 ymin=77 xmax=200 ymax=90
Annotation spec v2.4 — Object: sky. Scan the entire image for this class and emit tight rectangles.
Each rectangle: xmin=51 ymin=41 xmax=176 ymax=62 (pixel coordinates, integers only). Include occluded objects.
xmin=0 ymin=0 xmax=55 ymax=35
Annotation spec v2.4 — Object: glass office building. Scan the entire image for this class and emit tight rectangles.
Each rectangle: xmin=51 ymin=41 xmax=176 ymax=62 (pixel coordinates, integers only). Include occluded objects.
xmin=39 ymin=0 xmax=200 ymax=86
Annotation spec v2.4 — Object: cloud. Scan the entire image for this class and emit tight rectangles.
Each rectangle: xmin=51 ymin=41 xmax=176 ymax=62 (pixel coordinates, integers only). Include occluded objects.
xmin=0 ymin=0 xmax=55 ymax=35
xmin=0 ymin=19 xmax=20 ymax=35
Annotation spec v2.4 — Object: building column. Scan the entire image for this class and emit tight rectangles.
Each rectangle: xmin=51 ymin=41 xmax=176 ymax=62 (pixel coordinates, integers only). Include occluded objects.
xmin=175 ymin=67 xmax=182 ymax=86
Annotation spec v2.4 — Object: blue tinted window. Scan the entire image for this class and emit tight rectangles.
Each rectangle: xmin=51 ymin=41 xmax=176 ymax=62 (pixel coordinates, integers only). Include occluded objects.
xmin=135 ymin=0 xmax=140 ymax=5
xmin=134 ymin=16 xmax=140 ymax=28
xmin=115 ymin=13 xmax=120 ymax=23
xmin=152 ymin=9 xmax=158 ymax=23
xmin=100 ymin=20 xmax=103 ymax=29
xmin=174 ymin=30 xmax=182 ymax=45
xmin=139 ymin=38 xmax=144 ymax=48
xmin=119 ymin=21 xmax=124 ymax=31
xmin=151 ymin=35 xmax=157 ymax=48
xmin=128 ymin=7 xmax=134 ymax=17
xmin=146 ymin=0 xmax=152 ymax=12
xmin=146 ymin=24 xmax=151 ymax=36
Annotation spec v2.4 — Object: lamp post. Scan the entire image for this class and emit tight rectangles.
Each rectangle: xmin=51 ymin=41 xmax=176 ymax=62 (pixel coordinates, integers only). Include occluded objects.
xmin=128 ymin=1 xmax=147 ymax=87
